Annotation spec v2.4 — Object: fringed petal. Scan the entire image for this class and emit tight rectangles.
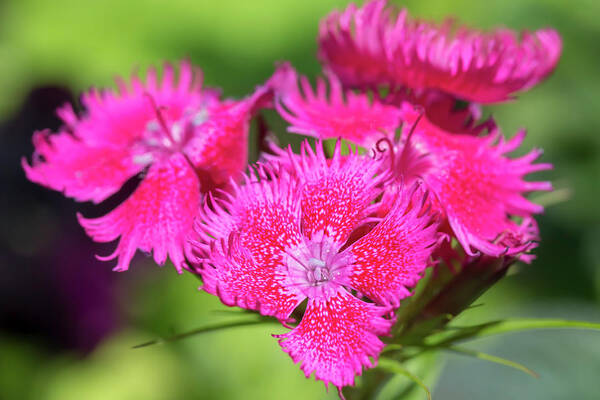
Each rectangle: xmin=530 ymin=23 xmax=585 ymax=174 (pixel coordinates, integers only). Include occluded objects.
xmin=290 ymin=140 xmax=388 ymax=244
xmin=383 ymin=88 xmax=489 ymax=135
xmin=78 ymin=153 xmax=200 ymax=272
xmin=183 ymin=77 xmax=276 ymax=191
xmin=318 ymin=0 xmax=393 ymax=88
xmin=23 ymin=60 xmax=276 ymax=274
xmin=347 ymin=183 xmax=440 ymax=307
xmin=67 ymin=60 xmax=213 ymax=147
xmin=276 ymin=290 xmax=392 ymax=389
xmin=194 ymin=166 xmax=305 ymax=320
xmin=273 ymin=63 xmax=402 ymax=147
xmin=401 ymin=103 xmax=551 ymax=259
xmin=22 ymin=130 xmax=144 ymax=203
xmin=319 ymin=0 xmax=562 ymax=103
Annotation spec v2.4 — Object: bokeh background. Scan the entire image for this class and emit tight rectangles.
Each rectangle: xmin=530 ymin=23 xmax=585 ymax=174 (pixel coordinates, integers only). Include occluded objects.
xmin=1 ymin=0 xmax=599 ymax=399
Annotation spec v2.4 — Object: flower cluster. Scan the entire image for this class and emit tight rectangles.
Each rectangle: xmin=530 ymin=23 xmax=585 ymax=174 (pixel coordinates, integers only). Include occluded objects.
xmin=22 ymin=0 xmax=560 ymax=395
xmin=277 ymin=0 xmax=557 ymax=263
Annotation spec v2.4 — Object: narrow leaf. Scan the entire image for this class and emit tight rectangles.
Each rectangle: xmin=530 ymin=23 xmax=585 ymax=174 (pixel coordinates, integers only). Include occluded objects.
xmin=382 ymin=344 xmax=403 ymax=353
xmin=133 ymin=318 xmax=274 ymax=349
xmin=378 ymin=358 xmax=432 ymax=400
xmin=445 ymin=346 xmax=539 ymax=378
xmin=426 ymin=318 xmax=600 ymax=347
xmin=471 ymin=318 xmax=600 ymax=336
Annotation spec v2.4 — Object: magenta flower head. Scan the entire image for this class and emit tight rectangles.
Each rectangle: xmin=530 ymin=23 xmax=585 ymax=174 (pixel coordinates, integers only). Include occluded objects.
xmin=274 ymin=63 xmax=402 ymax=148
xmin=270 ymin=64 xmax=551 ymax=261
xmin=22 ymin=60 xmax=271 ymax=272
xmin=396 ymin=103 xmax=552 ymax=260
xmin=193 ymin=141 xmax=439 ymax=389
xmin=319 ymin=0 xmax=562 ymax=103
xmin=272 ymin=63 xmax=485 ymax=149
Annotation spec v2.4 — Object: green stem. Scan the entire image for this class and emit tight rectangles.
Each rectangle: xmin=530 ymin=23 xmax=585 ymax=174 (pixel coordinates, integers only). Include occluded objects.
xmin=132 ymin=318 xmax=275 ymax=349
xmin=342 ymin=369 xmax=389 ymax=400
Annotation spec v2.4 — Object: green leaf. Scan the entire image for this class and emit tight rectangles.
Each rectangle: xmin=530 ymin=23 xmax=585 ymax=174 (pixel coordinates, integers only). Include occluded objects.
xmin=381 ymin=344 xmax=403 ymax=354
xmin=529 ymin=186 xmax=572 ymax=208
xmin=132 ymin=318 xmax=276 ymax=349
xmin=444 ymin=346 xmax=539 ymax=378
xmin=392 ymin=263 xmax=456 ymax=338
xmin=324 ymin=138 xmax=366 ymax=157
xmin=323 ymin=138 xmax=337 ymax=157
xmin=425 ymin=318 xmax=600 ymax=347
xmin=377 ymin=358 xmax=432 ymax=400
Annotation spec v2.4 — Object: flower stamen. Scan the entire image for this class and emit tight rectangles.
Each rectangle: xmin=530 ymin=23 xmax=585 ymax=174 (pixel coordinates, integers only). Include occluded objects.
xmin=144 ymin=92 xmax=176 ymax=146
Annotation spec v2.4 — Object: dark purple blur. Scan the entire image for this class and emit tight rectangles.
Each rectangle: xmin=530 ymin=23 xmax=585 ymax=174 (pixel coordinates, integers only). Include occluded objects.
xmin=0 ymin=87 xmax=128 ymax=354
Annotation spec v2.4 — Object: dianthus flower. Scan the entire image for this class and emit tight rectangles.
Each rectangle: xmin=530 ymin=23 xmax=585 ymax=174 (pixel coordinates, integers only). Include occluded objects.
xmin=397 ymin=103 xmax=551 ymax=259
xmin=273 ymin=67 xmax=551 ymax=260
xmin=22 ymin=60 xmax=271 ymax=272
xmin=273 ymin=64 xmax=485 ymax=144
xmin=194 ymin=141 xmax=439 ymax=389
xmin=273 ymin=63 xmax=402 ymax=147
xmin=319 ymin=0 xmax=562 ymax=103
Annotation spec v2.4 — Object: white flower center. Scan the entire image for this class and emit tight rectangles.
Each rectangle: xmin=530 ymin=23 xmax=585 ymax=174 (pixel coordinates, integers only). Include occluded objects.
xmin=134 ymin=106 xmax=210 ymax=165
xmin=283 ymin=234 xmax=352 ymax=300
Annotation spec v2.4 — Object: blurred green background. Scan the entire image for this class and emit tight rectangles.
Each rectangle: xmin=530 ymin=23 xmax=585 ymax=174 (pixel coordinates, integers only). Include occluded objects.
xmin=1 ymin=0 xmax=599 ymax=399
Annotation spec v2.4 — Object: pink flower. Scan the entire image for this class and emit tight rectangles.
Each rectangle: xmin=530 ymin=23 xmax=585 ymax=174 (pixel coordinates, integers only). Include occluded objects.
xmin=22 ymin=60 xmax=271 ymax=272
xmin=274 ymin=64 xmax=402 ymax=148
xmin=382 ymin=88 xmax=490 ymax=136
xmin=395 ymin=103 xmax=551 ymax=259
xmin=194 ymin=141 xmax=439 ymax=389
xmin=270 ymin=66 xmax=550 ymax=260
xmin=319 ymin=0 xmax=562 ymax=103
xmin=272 ymin=64 xmax=487 ymax=152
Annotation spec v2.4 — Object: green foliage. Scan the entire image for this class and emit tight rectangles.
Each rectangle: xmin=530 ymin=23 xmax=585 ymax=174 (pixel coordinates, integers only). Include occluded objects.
xmin=377 ymin=358 xmax=432 ymax=400
xmin=423 ymin=318 xmax=600 ymax=347
xmin=444 ymin=346 xmax=538 ymax=378
xmin=125 ymin=307 xmax=600 ymax=398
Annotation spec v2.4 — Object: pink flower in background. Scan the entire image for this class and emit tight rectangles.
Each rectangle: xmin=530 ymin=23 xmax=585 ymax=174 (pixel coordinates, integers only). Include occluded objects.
xmin=23 ymin=60 xmax=271 ymax=272
xmin=272 ymin=63 xmax=489 ymax=148
xmin=271 ymin=68 xmax=550 ymax=260
xmin=382 ymin=88 xmax=491 ymax=136
xmin=395 ymin=103 xmax=551 ymax=259
xmin=194 ymin=141 xmax=439 ymax=388
xmin=318 ymin=0 xmax=393 ymax=90
xmin=274 ymin=63 xmax=402 ymax=148
xmin=319 ymin=0 xmax=562 ymax=103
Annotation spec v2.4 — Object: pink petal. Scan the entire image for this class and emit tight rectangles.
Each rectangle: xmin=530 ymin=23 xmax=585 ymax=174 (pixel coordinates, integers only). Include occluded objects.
xmin=183 ymin=106 xmax=251 ymax=193
xmin=384 ymin=88 xmax=489 ymax=136
xmin=401 ymin=103 xmax=551 ymax=258
xmin=78 ymin=153 xmax=200 ymax=272
xmin=277 ymin=290 xmax=392 ymax=389
xmin=22 ymin=130 xmax=144 ymax=203
xmin=195 ymin=168 xmax=305 ymax=320
xmin=318 ymin=0 xmax=393 ymax=88
xmin=347 ymin=183 xmax=439 ymax=307
xmin=65 ymin=60 xmax=213 ymax=147
xmin=319 ymin=0 xmax=562 ymax=103
xmin=290 ymin=140 xmax=388 ymax=244
xmin=273 ymin=64 xmax=402 ymax=147
xmin=183 ymin=78 xmax=276 ymax=192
